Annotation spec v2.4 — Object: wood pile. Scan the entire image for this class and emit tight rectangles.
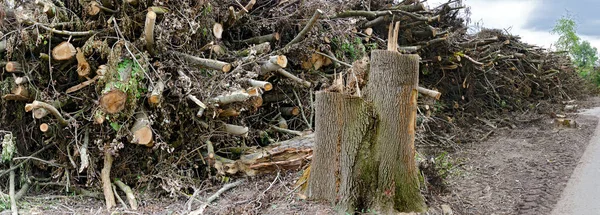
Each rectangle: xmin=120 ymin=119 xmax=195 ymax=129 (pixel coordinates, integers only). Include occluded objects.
xmin=0 ymin=0 xmax=590 ymax=209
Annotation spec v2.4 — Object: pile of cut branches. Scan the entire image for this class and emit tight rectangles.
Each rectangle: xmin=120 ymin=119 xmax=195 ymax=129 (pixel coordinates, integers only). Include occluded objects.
xmin=0 ymin=0 xmax=589 ymax=211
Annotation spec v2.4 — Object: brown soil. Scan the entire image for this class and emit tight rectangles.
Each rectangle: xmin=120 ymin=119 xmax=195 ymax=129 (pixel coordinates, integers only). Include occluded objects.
xmin=11 ymin=98 xmax=600 ymax=215
xmin=428 ymin=97 xmax=600 ymax=215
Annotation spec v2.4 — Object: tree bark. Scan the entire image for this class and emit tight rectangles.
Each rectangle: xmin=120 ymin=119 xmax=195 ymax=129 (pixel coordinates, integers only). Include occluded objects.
xmin=307 ymin=51 xmax=426 ymax=213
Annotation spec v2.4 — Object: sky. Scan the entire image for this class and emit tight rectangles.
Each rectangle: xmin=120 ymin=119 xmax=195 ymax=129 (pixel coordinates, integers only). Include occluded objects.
xmin=426 ymin=0 xmax=600 ymax=51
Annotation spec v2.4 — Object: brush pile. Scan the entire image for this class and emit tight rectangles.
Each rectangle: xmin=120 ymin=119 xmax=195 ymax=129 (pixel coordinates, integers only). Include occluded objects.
xmin=0 ymin=0 xmax=590 ymax=210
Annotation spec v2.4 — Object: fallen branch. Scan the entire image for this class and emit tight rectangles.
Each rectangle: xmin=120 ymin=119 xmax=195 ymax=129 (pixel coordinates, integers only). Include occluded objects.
xmin=276 ymin=69 xmax=311 ymax=88
xmin=260 ymin=55 xmax=288 ymax=74
xmin=25 ymin=101 xmax=70 ymax=126
xmin=331 ymin=10 xmax=391 ymax=19
xmin=247 ymin=79 xmax=272 ymax=91
xmin=114 ymin=179 xmax=138 ymax=210
xmin=285 ymin=9 xmax=323 ymax=48
xmin=189 ymin=180 xmax=245 ymax=215
xmin=315 ymin=51 xmax=352 ymax=67
xmin=237 ymin=33 xmax=280 ymax=45
xmin=172 ymin=51 xmax=232 ymax=72
xmin=211 ymin=91 xmax=250 ymax=105
xmin=37 ymin=23 xmax=94 ymax=36
xmin=280 ymin=106 xmax=300 ymax=116
xmin=66 ymin=76 xmax=100 ymax=94
xmin=270 ymin=125 xmax=304 ymax=136
xmin=187 ymin=95 xmax=207 ymax=117
xmin=101 ymin=150 xmax=116 ymax=210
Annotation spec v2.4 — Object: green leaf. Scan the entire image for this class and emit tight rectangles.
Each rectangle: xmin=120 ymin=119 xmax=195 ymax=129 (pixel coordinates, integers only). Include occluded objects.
xmin=110 ymin=122 xmax=121 ymax=131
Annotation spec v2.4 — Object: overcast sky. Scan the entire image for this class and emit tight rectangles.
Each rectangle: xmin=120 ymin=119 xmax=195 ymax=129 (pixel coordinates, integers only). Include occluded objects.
xmin=426 ymin=0 xmax=600 ymax=51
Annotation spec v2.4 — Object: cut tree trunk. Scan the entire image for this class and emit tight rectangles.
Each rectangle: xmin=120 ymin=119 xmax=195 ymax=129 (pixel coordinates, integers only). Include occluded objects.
xmin=307 ymin=51 xmax=426 ymax=213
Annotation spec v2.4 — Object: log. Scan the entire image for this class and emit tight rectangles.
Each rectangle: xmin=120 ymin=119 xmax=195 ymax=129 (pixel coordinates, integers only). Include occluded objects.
xmin=417 ymin=87 xmax=441 ymax=100
xmin=276 ymin=69 xmax=311 ymax=88
xmin=280 ymin=106 xmax=300 ymax=117
xmin=145 ymin=11 xmax=157 ymax=55
xmin=260 ymin=55 xmax=288 ymax=74
xmin=148 ymin=80 xmax=165 ymax=106
xmin=211 ymin=91 xmax=250 ymax=105
xmin=76 ymin=48 xmax=90 ymax=78
xmin=172 ymin=51 xmax=231 ymax=72
xmin=130 ymin=111 xmax=153 ymax=147
xmin=52 ymin=41 xmax=77 ymax=61
xmin=237 ymin=42 xmax=271 ymax=57
xmin=247 ymin=79 xmax=272 ymax=91
xmin=237 ymin=33 xmax=280 ymax=45
xmin=5 ymin=62 xmax=21 ymax=73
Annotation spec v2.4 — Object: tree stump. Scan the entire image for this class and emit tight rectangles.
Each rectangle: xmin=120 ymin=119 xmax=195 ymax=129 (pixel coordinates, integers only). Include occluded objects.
xmin=307 ymin=51 xmax=426 ymax=213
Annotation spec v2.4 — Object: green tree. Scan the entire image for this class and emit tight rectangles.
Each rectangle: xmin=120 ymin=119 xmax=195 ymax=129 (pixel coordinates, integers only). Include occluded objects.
xmin=551 ymin=15 xmax=599 ymax=81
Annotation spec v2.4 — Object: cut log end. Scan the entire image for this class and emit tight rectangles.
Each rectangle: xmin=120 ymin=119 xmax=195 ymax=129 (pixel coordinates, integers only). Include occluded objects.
xmin=52 ymin=41 xmax=77 ymax=61
xmin=100 ymin=90 xmax=127 ymax=114
xmin=5 ymin=62 xmax=21 ymax=72
xmin=222 ymin=63 xmax=232 ymax=72
xmin=133 ymin=127 xmax=153 ymax=147
xmin=276 ymin=55 xmax=288 ymax=68
xmin=87 ymin=2 xmax=101 ymax=16
xmin=213 ymin=23 xmax=223 ymax=39
xmin=274 ymin=32 xmax=281 ymax=41
xmin=40 ymin=123 xmax=49 ymax=132
xmin=281 ymin=107 xmax=300 ymax=116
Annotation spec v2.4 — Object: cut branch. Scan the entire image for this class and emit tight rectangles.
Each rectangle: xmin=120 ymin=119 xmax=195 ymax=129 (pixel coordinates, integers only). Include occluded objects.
xmin=25 ymin=101 xmax=70 ymax=126
xmin=145 ymin=11 xmax=157 ymax=55
xmin=101 ymin=150 xmax=116 ymax=210
xmin=187 ymin=95 xmax=207 ymax=117
xmin=130 ymin=110 xmax=153 ymax=147
xmin=247 ymin=79 xmax=272 ymax=91
xmin=280 ymin=106 xmax=300 ymax=117
xmin=260 ymin=55 xmax=288 ymax=74
xmin=148 ymin=80 xmax=165 ymax=105
xmin=5 ymin=62 xmax=21 ymax=73
xmin=172 ymin=51 xmax=232 ymax=72
xmin=285 ymin=9 xmax=323 ymax=48
xmin=211 ymin=91 xmax=250 ymax=105
xmin=417 ymin=87 xmax=441 ymax=100
xmin=332 ymin=10 xmax=392 ymax=19
xmin=114 ymin=179 xmax=138 ymax=210
xmin=276 ymin=69 xmax=311 ymax=88
xmin=237 ymin=33 xmax=280 ymax=45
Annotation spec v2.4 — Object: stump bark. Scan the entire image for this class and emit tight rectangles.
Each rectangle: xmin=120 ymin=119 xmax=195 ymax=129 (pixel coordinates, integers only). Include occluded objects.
xmin=307 ymin=51 xmax=426 ymax=213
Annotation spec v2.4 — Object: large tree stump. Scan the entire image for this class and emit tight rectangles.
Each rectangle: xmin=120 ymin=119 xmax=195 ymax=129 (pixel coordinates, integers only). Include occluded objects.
xmin=308 ymin=51 xmax=426 ymax=213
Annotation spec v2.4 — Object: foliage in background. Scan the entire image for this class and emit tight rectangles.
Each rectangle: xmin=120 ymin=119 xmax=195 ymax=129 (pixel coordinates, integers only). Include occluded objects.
xmin=551 ymin=15 xmax=600 ymax=84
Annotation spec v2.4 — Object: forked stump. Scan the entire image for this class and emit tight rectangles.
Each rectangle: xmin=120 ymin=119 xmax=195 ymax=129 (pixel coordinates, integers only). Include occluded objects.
xmin=307 ymin=51 xmax=425 ymax=213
